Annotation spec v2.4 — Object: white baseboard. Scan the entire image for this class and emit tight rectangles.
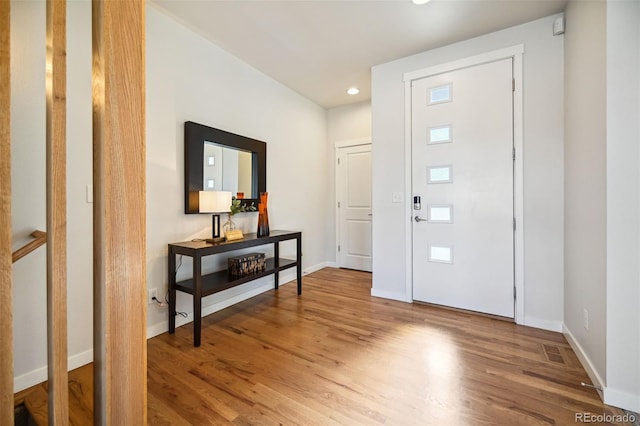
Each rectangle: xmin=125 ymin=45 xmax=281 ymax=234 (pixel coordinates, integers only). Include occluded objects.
xmin=371 ymin=288 xmax=409 ymax=302
xmin=564 ymin=326 xmax=640 ymax=412
xmin=524 ymin=316 xmax=563 ymax=333
xmin=14 ymin=366 xmax=46 ymax=394
xmin=304 ymin=261 xmax=335 ymax=274
xmin=563 ymin=324 xmax=606 ymax=401
xmin=605 ymin=387 xmax=640 ymax=413
xmin=14 ymin=348 xmax=93 ymax=393
xmin=68 ymin=348 xmax=94 ymax=372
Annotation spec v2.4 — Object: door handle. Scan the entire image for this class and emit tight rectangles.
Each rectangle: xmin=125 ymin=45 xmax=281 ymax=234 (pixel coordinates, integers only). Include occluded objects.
xmin=414 ymin=216 xmax=427 ymax=222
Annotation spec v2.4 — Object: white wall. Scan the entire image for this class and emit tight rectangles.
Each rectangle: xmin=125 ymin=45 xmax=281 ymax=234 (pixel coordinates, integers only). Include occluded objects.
xmin=325 ymin=101 xmax=372 ymax=264
xmin=563 ymin=0 xmax=608 ymax=390
xmin=371 ymin=15 xmax=565 ymax=330
xmin=65 ymin=0 xmax=94 ymax=383
xmin=11 ymin=0 xmax=93 ymax=392
xmin=564 ymin=1 xmax=640 ymax=412
xmin=327 ymin=102 xmax=372 ymax=143
xmin=11 ymin=0 xmax=47 ymax=391
xmin=146 ymin=5 xmax=329 ymax=336
xmin=605 ymin=0 xmax=640 ymax=411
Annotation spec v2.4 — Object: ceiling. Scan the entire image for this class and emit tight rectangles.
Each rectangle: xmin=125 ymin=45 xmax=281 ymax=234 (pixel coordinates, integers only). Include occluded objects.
xmin=151 ymin=0 xmax=567 ymax=109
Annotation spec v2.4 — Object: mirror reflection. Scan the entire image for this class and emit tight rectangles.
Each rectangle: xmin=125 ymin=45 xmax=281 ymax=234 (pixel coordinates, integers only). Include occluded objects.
xmin=203 ymin=141 xmax=254 ymax=198
xmin=184 ymin=121 xmax=266 ymax=214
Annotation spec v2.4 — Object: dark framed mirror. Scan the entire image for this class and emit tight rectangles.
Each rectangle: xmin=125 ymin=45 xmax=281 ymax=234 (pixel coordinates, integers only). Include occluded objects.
xmin=184 ymin=121 xmax=266 ymax=214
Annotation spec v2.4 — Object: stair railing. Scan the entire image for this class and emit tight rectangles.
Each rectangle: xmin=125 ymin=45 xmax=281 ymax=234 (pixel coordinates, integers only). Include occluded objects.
xmin=11 ymin=231 xmax=47 ymax=264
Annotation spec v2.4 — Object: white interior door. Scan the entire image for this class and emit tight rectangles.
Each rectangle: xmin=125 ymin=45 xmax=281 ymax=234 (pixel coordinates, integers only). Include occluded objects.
xmin=337 ymin=144 xmax=372 ymax=272
xmin=411 ymin=59 xmax=514 ymax=318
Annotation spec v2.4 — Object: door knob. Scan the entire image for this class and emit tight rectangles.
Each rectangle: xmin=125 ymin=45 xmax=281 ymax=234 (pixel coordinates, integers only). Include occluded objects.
xmin=414 ymin=216 xmax=427 ymax=222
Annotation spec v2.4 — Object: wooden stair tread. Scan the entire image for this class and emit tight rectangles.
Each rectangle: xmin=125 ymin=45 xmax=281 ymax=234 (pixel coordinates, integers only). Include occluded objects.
xmin=23 ymin=364 xmax=94 ymax=425
xmin=23 ymin=385 xmax=47 ymax=425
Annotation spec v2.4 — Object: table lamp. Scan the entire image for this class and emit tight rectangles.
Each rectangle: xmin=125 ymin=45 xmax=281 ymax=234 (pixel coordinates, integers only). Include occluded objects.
xmin=199 ymin=191 xmax=232 ymax=242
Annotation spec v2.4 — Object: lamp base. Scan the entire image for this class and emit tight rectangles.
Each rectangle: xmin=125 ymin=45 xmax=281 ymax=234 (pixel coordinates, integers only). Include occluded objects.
xmin=212 ymin=214 xmax=221 ymax=239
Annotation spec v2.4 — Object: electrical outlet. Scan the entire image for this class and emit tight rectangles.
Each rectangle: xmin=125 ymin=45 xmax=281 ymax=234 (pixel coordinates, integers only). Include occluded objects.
xmin=583 ymin=308 xmax=589 ymax=331
xmin=86 ymin=184 xmax=93 ymax=203
xmin=148 ymin=288 xmax=158 ymax=305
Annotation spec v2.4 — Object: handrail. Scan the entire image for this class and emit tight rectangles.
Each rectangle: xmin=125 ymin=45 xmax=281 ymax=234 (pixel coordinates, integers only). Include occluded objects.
xmin=12 ymin=230 xmax=47 ymax=263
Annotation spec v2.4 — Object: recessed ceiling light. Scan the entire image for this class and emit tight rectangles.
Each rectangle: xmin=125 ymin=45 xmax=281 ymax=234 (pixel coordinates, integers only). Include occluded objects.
xmin=412 ymin=0 xmax=431 ymax=4
xmin=347 ymin=87 xmax=360 ymax=95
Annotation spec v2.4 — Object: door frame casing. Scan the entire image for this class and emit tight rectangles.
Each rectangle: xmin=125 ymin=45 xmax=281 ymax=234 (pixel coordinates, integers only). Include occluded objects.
xmin=402 ymin=45 xmax=525 ymax=324
xmin=334 ymin=138 xmax=372 ymax=269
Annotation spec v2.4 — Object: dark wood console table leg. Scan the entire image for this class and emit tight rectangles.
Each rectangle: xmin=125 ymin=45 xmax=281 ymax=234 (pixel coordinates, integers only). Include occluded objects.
xmin=193 ymin=254 xmax=202 ymax=347
xmin=297 ymin=234 xmax=302 ymax=295
xmin=274 ymin=241 xmax=280 ymax=289
xmin=168 ymin=249 xmax=176 ymax=334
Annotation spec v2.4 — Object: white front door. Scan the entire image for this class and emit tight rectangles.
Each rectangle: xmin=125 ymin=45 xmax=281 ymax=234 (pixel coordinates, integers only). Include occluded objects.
xmin=411 ymin=58 xmax=514 ymax=318
xmin=337 ymin=144 xmax=372 ymax=272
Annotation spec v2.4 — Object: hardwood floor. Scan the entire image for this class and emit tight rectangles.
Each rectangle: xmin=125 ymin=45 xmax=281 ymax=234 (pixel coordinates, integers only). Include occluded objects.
xmin=147 ymin=268 xmax=629 ymax=425
xmin=18 ymin=267 xmax=631 ymax=424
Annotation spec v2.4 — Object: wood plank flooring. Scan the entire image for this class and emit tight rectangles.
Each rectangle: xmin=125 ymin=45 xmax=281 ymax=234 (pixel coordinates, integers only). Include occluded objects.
xmin=147 ymin=268 xmax=629 ymax=425
xmin=19 ymin=267 xmax=632 ymax=424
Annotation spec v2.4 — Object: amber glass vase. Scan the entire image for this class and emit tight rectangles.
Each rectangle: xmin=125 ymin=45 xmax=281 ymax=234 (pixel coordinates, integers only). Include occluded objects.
xmin=257 ymin=192 xmax=270 ymax=237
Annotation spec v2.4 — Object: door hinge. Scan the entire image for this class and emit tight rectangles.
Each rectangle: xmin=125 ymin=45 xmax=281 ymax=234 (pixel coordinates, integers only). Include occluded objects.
xmin=338 ymin=245 xmax=341 ymax=252
xmin=338 ymin=201 xmax=341 ymax=208
xmin=513 ymin=217 xmax=516 ymax=231
xmin=514 ymin=287 xmax=517 ymax=301
xmin=512 ymin=147 xmax=516 ymax=161
xmin=512 ymin=78 xmax=515 ymax=92
xmin=337 ymin=157 xmax=341 ymax=165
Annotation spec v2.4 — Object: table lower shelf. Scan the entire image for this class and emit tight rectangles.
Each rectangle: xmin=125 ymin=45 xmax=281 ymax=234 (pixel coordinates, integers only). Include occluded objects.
xmin=174 ymin=257 xmax=297 ymax=297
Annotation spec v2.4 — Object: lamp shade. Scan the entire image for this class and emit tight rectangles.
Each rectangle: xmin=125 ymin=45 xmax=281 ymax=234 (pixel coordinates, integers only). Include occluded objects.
xmin=199 ymin=191 xmax=232 ymax=213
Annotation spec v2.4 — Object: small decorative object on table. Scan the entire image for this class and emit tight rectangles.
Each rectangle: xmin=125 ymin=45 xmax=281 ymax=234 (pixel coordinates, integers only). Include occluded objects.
xmin=257 ymin=192 xmax=270 ymax=237
xmin=225 ymin=229 xmax=244 ymax=241
xmin=223 ymin=196 xmax=257 ymax=240
xmin=222 ymin=213 xmax=237 ymax=238
xmin=228 ymin=252 xmax=266 ymax=277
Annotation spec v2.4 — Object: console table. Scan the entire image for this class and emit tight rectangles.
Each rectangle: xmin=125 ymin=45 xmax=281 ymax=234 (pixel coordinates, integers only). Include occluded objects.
xmin=168 ymin=230 xmax=302 ymax=346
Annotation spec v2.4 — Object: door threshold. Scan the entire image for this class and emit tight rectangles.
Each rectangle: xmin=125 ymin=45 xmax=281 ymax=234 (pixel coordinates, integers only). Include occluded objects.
xmin=412 ymin=300 xmax=515 ymax=323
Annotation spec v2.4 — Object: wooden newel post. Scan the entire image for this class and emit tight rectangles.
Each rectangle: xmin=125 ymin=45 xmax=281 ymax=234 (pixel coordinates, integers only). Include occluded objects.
xmin=92 ymin=0 xmax=147 ymax=424
xmin=0 ymin=1 xmax=13 ymax=424
xmin=46 ymin=0 xmax=69 ymax=423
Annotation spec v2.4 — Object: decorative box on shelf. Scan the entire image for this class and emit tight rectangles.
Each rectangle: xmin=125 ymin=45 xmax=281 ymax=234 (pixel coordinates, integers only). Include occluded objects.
xmin=228 ymin=252 xmax=266 ymax=277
